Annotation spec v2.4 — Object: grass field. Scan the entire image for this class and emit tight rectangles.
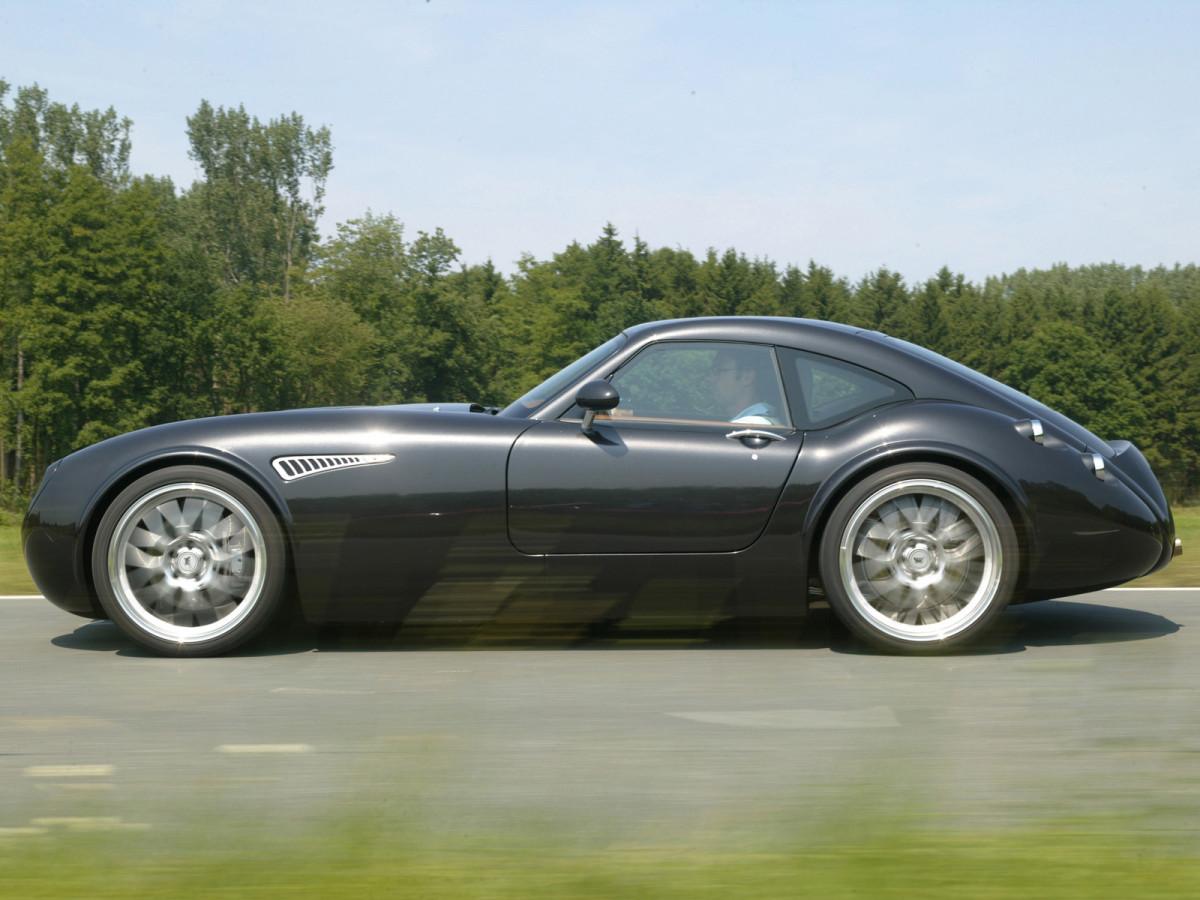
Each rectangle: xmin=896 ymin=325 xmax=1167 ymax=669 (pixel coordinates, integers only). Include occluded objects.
xmin=1132 ymin=505 xmax=1200 ymax=587
xmin=0 ymin=520 xmax=36 ymax=594
xmin=2 ymin=812 xmax=1198 ymax=898
xmin=2 ymin=510 xmax=1197 ymax=596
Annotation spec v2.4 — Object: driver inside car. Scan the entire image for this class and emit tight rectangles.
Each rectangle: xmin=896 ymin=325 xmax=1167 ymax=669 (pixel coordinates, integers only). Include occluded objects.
xmin=707 ymin=348 xmax=784 ymax=425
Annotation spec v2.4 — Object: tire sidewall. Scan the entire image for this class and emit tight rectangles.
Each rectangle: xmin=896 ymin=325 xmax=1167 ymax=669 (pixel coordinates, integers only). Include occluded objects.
xmin=91 ymin=466 xmax=287 ymax=657
xmin=819 ymin=462 xmax=1018 ymax=654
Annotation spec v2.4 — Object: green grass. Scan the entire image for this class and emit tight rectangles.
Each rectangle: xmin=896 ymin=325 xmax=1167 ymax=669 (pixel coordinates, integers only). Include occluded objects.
xmin=1 ymin=813 xmax=1198 ymax=898
xmin=0 ymin=522 xmax=36 ymax=595
xmin=2 ymin=509 xmax=1198 ymax=596
xmin=1132 ymin=505 xmax=1200 ymax=587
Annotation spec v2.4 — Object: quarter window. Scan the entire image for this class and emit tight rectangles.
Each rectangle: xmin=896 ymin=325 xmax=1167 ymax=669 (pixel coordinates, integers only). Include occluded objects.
xmin=779 ymin=348 xmax=912 ymax=428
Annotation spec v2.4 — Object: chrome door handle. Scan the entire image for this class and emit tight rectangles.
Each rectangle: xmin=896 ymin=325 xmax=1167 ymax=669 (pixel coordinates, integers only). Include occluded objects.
xmin=725 ymin=429 xmax=786 ymax=443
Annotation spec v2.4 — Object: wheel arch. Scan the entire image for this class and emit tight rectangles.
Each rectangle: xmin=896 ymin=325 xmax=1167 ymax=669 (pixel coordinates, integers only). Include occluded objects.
xmin=802 ymin=445 xmax=1035 ymax=603
xmin=77 ymin=449 xmax=297 ymax=604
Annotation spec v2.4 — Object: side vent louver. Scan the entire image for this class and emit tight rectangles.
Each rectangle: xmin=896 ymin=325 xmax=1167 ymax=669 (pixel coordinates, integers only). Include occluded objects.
xmin=272 ymin=453 xmax=395 ymax=482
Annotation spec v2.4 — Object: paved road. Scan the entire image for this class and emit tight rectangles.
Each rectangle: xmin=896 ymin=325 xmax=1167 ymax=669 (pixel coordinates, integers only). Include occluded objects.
xmin=2 ymin=590 xmax=1198 ymax=849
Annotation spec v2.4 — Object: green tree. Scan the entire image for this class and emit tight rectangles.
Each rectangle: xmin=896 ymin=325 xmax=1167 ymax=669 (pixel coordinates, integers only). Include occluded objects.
xmin=851 ymin=267 xmax=907 ymax=331
xmin=15 ymin=167 xmax=168 ymax=476
xmin=0 ymin=80 xmax=131 ymax=186
xmin=185 ymin=101 xmax=332 ymax=299
xmin=0 ymin=135 xmax=52 ymax=485
xmin=798 ymin=261 xmax=851 ymax=323
xmin=1094 ymin=283 xmax=1188 ymax=486
xmin=650 ymin=246 xmax=702 ymax=319
xmin=497 ymin=247 xmax=591 ymax=397
xmin=1 ymin=84 xmax=159 ymax=486
xmin=312 ymin=215 xmax=496 ymax=404
xmin=1005 ymin=321 xmax=1148 ymax=442
xmin=681 ymin=247 xmax=782 ymax=319
xmin=586 ymin=224 xmax=646 ymax=338
xmin=263 ymin=290 xmax=377 ymax=409
xmin=900 ymin=266 xmax=970 ymax=350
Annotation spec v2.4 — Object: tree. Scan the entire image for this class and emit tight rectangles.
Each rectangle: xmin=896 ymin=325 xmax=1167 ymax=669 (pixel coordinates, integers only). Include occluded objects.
xmin=851 ymin=267 xmax=907 ymax=331
xmin=0 ymin=80 xmax=131 ymax=186
xmin=1 ymin=84 xmax=154 ymax=486
xmin=185 ymin=101 xmax=332 ymax=299
xmin=1005 ymin=321 xmax=1148 ymax=442
xmin=312 ymin=215 xmax=497 ymax=404
xmin=14 ymin=167 xmax=168 ymax=476
xmin=0 ymin=135 xmax=52 ymax=485
xmin=1094 ymin=283 xmax=1188 ymax=488
xmin=263 ymin=291 xmax=377 ymax=409
xmin=498 ymin=247 xmax=591 ymax=397
xmin=899 ymin=266 xmax=969 ymax=350
xmin=799 ymin=262 xmax=851 ymax=323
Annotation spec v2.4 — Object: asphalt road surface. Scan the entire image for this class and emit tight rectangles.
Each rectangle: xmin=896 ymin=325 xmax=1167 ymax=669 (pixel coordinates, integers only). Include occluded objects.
xmin=2 ymin=590 xmax=1198 ymax=849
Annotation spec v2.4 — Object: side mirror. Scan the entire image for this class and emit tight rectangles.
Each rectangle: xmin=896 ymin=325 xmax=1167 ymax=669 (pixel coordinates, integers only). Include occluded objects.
xmin=575 ymin=380 xmax=620 ymax=433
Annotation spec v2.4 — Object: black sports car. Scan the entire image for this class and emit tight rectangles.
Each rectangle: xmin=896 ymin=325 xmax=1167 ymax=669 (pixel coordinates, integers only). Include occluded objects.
xmin=23 ymin=316 xmax=1179 ymax=657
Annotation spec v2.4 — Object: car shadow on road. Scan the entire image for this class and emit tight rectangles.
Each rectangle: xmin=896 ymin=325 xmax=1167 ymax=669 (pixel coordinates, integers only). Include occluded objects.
xmin=989 ymin=598 xmax=1181 ymax=649
xmin=50 ymin=598 xmax=1180 ymax=657
xmin=825 ymin=598 xmax=1181 ymax=657
xmin=50 ymin=619 xmax=158 ymax=656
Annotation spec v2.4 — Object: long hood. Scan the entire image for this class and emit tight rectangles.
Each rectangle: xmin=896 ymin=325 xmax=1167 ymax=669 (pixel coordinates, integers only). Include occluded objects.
xmin=62 ymin=404 xmax=492 ymax=461
xmin=34 ymin=405 xmax=533 ymax=519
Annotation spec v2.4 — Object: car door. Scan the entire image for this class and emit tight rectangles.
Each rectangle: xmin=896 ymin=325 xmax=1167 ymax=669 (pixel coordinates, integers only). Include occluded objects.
xmin=507 ymin=341 xmax=802 ymax=555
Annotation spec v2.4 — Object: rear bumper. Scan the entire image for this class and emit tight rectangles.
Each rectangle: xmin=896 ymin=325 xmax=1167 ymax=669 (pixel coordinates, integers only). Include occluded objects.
xmin=1023 ymin=438 xmax=1176 ymax=597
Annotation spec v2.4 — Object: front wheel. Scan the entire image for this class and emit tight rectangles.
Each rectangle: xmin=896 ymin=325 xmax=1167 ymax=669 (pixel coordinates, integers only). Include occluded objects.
xmin=819 ymin=464 xmax=1018 ymax=653
xmin=91 ymin=466 xmax=287 ymax=657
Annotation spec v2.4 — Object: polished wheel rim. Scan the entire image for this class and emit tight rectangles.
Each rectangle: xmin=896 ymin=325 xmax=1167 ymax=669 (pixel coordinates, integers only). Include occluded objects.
xmin=106 ymin=483 xmax=267 ymax=644
xmin=838 ymin=479 xmax=1003 ymax=642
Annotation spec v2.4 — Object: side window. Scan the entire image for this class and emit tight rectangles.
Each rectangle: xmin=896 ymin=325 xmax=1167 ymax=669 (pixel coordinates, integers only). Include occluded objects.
xmin=567 ymin=341 xmax=791 ymax=428
xmin=779 ymin=348 xmax=913 ymax=429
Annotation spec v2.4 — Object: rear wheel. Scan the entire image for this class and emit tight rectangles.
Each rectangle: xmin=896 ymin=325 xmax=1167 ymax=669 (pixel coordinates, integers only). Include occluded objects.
xmin=91 ymin=466 xmax=286 ymax=657
xmin=819 ymin=463 xmax=1018 ymax=653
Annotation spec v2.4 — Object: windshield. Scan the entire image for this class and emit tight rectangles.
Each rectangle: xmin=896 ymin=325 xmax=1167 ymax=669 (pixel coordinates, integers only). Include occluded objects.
xmin=500 ymin=333 xmax=627 ymax=417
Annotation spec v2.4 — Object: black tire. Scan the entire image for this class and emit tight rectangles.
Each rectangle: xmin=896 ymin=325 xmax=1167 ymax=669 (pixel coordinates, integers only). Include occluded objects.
xmin=819 ymin=463 xmax=1018 ymax=654
xmin=91 ymin=466 xmax=287 ymax=657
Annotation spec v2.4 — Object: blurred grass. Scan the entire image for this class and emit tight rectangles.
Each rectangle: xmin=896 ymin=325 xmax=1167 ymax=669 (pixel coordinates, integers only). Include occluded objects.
xmin=1131 ymin=505 xmax=1200 ymax=587
xmin=0 ymin=522 xmax=37 ymax=595
xmin=1 ymin=509 xmax=1197 ymax=596
xmin=1 ymin=814 xmax=1198 ymax=898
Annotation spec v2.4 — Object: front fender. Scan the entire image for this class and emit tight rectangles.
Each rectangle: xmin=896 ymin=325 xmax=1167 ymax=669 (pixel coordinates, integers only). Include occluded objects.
xmin=24 ymin=442 xmax=295 ymax=619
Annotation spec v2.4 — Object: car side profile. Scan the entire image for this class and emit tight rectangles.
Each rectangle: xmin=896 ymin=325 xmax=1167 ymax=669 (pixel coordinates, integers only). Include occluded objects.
xmin=23 ymin=316 xmax=1178 ymax=657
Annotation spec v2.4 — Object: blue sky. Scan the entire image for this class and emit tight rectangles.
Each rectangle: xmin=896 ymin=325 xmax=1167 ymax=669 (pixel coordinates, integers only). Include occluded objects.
xmin=3 ymin=0 xmax=1197 ymax=284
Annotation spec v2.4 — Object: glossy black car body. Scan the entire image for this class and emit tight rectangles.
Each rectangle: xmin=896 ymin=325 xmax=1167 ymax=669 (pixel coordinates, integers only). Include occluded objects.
xmin=24 ymin=317 xmax=1177 ymax=656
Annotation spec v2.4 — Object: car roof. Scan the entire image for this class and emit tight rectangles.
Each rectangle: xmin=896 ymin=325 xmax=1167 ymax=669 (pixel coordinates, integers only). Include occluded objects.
xmin=625 ymin=316 xmax=863 ymax=343
xmin=619 ymin=316 xmax=1034 ymax=420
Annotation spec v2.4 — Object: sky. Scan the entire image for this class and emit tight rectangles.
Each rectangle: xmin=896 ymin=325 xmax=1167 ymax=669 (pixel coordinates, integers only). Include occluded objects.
xmin=2 ymin=0 xmax=1198 ymax=285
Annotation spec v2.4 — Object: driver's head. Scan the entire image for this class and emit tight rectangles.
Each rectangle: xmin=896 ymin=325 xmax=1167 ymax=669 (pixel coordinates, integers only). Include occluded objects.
xmin=707 ymin=347 xmax=762 ymax=416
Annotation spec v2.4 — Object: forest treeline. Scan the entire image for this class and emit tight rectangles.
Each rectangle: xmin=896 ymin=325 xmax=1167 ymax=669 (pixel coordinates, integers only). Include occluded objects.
xmin=3 ymin=81 xmax=1199 ymax=501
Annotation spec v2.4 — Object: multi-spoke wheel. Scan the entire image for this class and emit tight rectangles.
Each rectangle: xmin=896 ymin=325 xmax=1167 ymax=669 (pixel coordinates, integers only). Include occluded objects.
xmin=91 ymin=466 xmax=286 ymax=657
xmin=820 ymin=464 xmax=1018 ymax=653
